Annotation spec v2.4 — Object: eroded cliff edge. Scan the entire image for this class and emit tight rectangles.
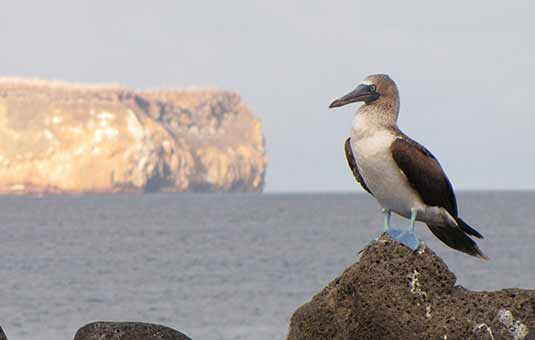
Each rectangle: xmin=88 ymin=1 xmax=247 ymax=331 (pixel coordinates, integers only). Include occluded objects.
xmin=0 ymin=78 xmax=265 ymax=193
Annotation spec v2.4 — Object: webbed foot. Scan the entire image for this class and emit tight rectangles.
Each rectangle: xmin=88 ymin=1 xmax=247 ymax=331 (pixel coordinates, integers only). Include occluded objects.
xmin=396 ymin=230 xmax=421 ymax=251
xmin=394 ymin=208 xmax=422 ymax=251
xmin=386 ymin=228 xmax=404 ymax=240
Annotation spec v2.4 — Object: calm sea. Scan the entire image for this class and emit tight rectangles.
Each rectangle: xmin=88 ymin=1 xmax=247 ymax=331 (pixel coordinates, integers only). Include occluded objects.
xmin=0 ymin=192 xmax=533 ymax=340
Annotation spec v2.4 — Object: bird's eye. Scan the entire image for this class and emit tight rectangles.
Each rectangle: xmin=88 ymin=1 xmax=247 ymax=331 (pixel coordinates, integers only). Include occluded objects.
xmin=369 ymin=85 xmax=377 ymax=92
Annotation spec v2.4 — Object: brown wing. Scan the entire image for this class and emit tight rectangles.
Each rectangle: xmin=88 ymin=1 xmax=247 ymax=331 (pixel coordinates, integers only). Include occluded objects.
xmin=391 ymin=136 xmax=486 ymax=258
xmin=390 ymin=136 xmax=457 ymax=216
xmin=344 ymin=138 xmax=372 ymax=195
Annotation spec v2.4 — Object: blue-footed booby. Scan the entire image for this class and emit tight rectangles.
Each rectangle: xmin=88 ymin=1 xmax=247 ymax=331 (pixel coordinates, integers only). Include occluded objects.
xmin=329 ymin=74 xmax=487 ymax=259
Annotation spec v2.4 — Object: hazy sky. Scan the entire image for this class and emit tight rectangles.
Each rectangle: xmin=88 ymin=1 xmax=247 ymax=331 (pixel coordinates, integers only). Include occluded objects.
xmin=1 ymin=1 xmax=533 ymax=192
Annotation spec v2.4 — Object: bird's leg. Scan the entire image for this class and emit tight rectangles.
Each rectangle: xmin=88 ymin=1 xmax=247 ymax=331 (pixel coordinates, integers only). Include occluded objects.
xmin=408 ymin=208 xmax=417 ymax=233
xmin=382 ymin=208 xmax=403 ymax=239
xmin=360 ymin=208 xmax=396 ymax=254
xmin=396 ymin=208 xmax=421 ymax=251
xmin=382 ymin=208 xmax=391 ymax=232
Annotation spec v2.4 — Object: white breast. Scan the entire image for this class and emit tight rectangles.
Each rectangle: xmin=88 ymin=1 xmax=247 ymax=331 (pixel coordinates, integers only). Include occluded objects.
xmin=350 ymin=126 xmax=425 ymax=218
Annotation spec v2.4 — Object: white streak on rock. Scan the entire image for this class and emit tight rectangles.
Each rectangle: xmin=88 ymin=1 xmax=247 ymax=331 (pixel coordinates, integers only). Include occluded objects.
xmin=425 ymin=304 xmax=432 ymax=319
xmin=497 ymin=309 xmax=529 ymax=340
xmin=408 ymin=270 xmax=427 ymax=297
xmin=475 ymin=323 xmax=495 ymax=340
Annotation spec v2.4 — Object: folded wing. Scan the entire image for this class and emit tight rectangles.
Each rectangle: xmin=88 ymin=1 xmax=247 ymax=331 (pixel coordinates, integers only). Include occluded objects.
xmin=390 ymin=136 xmax=486 ymax=259
xmin=344 ymin=138 xmax=372 ymax=195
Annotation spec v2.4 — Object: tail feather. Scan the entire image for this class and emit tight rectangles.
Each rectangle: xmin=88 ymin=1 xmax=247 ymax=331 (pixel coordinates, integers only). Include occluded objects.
xmin=426 ymin=224 xmax=488 ymax=259
xmin=456 ymin=218 xmax=484 ymax=239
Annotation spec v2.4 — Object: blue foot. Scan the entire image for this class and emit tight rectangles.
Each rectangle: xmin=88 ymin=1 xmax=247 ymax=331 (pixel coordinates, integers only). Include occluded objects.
xmin=386 ymin=228 xmax=404 ymax=240
xmin=396 ymin=231 xmax=421 ymax=251
xmin=360 ymin=228 xmax=419 ymax=255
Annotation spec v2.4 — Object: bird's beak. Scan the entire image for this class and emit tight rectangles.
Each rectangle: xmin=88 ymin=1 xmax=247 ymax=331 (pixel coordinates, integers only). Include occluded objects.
xmin=329 ymin=84 xmax=380 ymax=108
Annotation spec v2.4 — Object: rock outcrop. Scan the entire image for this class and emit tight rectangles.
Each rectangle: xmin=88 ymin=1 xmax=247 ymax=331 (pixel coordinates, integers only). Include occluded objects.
xmin=74 ymin=322 xmax=192 ymax=340
xmin=0 ymin=78 xmax=265 ymax=194
xmin=287 ymin=235 xmax=535 ymax=340
xmin=0 ymin=326 xmax=7 ymax=340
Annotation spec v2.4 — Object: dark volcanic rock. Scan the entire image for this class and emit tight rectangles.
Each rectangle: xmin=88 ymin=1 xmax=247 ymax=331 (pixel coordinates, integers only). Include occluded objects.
xmin=74 ymin=322 xmax=192 ymax=340
xmin=287 ymin=234 xmax=535 ymax=340
xmin=0 ymin=326 xmax=6 ymax=340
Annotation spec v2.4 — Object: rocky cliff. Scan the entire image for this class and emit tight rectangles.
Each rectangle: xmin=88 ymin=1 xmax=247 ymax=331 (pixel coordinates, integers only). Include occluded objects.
xmin=287 ymin=235 xmax=535 ymax=340
xmin=0 ymin=78 xmax=265 ymax=193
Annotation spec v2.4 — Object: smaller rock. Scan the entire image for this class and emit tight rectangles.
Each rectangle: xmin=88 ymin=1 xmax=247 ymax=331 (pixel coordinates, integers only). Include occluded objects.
xmin=74 ymin=322 xmax=192 ymax=340
xmin=0 ymin=326 xmax=7 ymax=340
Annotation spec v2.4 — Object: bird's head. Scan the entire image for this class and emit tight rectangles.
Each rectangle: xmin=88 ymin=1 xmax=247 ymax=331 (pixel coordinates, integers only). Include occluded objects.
xmin=329 ymin=74 xmax=398 ymax=109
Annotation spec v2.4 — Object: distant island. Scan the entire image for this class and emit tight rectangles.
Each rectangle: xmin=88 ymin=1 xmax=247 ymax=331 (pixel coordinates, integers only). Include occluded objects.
xmin=0 ymin=78 xmax=265 ymax=194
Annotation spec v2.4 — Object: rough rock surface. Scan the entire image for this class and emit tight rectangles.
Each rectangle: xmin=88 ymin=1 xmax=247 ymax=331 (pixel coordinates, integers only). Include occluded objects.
xmin=287 ymin=234 xmax=535 ymax=340
xmin=74 ymin=322 xmax=192 ymax=340
xmin=0 ymin=78 xmax=265 ymax=193
xmin=0 ymin=326 xmax=6 ymax=340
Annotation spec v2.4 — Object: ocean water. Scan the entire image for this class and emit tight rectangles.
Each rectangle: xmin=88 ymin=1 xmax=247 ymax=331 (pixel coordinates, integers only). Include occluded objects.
xmin=0 ymin=192 xmax=533 ymax=340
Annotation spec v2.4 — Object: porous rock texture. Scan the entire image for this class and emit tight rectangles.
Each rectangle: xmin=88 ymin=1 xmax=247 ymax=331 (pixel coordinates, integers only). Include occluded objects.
xmin=74 ymin=322 xmax=192 ymax=340
xmin=287 ymin=234 xmax=535 ymax=340
xmin=0 ymin=78 xmax=265 ymax=194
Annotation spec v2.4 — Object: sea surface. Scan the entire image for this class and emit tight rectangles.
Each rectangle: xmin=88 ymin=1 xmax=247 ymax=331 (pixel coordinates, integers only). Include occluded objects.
xmin=0 ymin=192 xmax=533 ymax=340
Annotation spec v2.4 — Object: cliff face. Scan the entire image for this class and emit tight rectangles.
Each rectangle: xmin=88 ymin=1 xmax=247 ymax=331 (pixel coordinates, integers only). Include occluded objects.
xmin=0 ymin=79 xmax=265 ymax=194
